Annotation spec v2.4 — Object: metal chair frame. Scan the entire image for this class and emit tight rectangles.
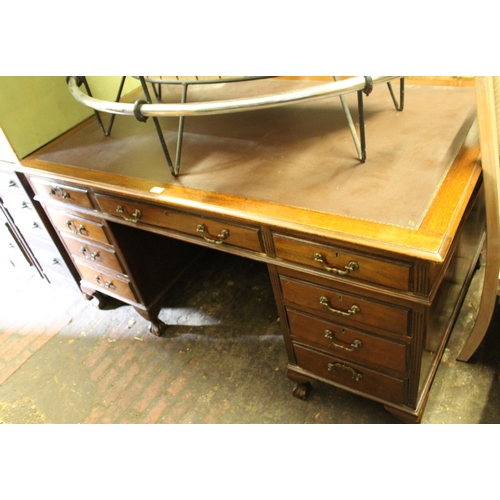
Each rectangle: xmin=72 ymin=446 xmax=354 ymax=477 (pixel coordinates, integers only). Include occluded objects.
xmin=68 ymin=76 xmax=404 ymax=177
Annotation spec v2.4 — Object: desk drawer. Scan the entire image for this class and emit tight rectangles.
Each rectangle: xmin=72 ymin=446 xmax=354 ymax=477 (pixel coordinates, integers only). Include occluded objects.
xmin=94 ymin=193 xmax=263 ymax=253
xmin=30 ymin=177 xmax=94 ymax=209
xmin=6 ymin=206 xmax=47 ymax=238
xmin=293 ymin=344 xmax=405 ymax=405
xmin=23 ymin=234 xmax=74 ymax=280
xmin=273 ymin=233 xmax=412 ymax=291
xmin=0 ymin=170 xmax=24 ymax=194
xmin=0 ymin=187 xmax=32 ymax=212
xmin=280 ymin=276 xmax=411 ymax=337
xmin=287 ymin=309 xmax=408 ymax=375
xmin=61 ymin=233 xmax=123 ymax=273
xmin=0 ymin=189 xmax=48 ymax=237
xmin=45 ymin=206 xmax=111 ymax=245
xmin=76 ymin=261 xmax=137 ymax=303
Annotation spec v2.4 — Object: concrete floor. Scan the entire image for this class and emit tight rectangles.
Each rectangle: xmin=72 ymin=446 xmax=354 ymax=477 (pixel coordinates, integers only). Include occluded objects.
xmin=1 ymin=248 xmax=499 ymax=424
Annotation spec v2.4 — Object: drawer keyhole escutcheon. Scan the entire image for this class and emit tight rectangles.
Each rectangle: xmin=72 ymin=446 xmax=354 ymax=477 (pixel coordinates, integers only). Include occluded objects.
xmin=327 ymin=363 xmax=363 ymax=381
xmin=313 ymin=253 xmax=359 ymax=276
xmin=80 ymin=246 xmax=99 ymax=261
xmin=319 ymin=296 xmax=360 ymax=317
xmin=324 ymin=330 xmax=362 ymax=351
xmin=116 ymin=205 xmax=142 ymax=223
xmin=196 ymin=224 xmax=229 ymax=245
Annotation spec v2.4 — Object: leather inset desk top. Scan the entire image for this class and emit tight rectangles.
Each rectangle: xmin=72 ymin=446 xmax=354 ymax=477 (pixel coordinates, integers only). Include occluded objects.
xmin=35 ymin=80 xmax=476 ymax=230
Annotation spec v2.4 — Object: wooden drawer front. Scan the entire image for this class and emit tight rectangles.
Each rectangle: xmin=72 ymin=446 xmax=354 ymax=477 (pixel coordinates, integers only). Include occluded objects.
xmin=273 ymin=234 xmax=412 ymax=291
xmin=280 ymin=276 xmax=411 ymax=337
xmin=94 ymin=193 xmax=263 ymax=253
xmin=287 ymin=309 xmax=407 ymax=375
xmin=46 ymin=206 xmax=110 ymax=245
xmin=76 ymin=262 xmax=137 ymax=303
xmin=294 ymin=344 xmax=405 ymax=405
xmin=61 ymin=233 xmax=123 ymax=274
xmin=30 ymin=177 xmax=94 ymax=209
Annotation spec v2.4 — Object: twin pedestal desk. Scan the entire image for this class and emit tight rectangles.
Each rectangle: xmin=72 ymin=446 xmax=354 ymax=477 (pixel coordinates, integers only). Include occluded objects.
xmin=18 ymin=81 xmax=484 ymax=423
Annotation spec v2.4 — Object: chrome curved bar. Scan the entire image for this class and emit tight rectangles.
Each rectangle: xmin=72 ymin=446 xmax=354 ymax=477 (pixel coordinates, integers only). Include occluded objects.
xmin=67 ymin=76 xmax=404 ymax=176
xmin=68 ymin=76 xmax=401 ymax=117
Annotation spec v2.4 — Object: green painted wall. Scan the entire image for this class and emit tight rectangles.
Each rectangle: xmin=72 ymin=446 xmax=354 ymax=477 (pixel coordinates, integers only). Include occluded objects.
xmin=0 ymin=76 xmax=139 ymax=159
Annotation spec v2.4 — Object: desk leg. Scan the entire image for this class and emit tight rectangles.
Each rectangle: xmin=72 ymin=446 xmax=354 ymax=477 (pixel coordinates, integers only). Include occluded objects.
xmin=134 ymin=305 xmax=167 ymax=337
xmin=286 ymin=367 xmax=313 ymax=400
xmin=80 ymin=283 xmax=167 ymax=336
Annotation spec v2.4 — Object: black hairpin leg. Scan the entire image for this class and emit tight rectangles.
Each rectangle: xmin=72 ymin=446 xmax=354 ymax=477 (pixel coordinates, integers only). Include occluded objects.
xmin=174 ymin=84 xmax=189 ymax=175
xmin=388 ymin=77 xmax=405 ymax=111
xmin=337 ymin=76 xmax=403 ymax=163
xmin=357 ymin=77 xmax=374 ymax=163
xmin=334 ymin=76 xmax=363 ymax=160
xmin=79 ymin=76 xmax=127 ymax=137
xmin=151 ymin=81 xmax=162 ymax=101
xmin=137 ymin=77 xmax=176 ymax=176
xmin=334 ymin=76 xmax=372 ymax=163
xmin=357 ymin=89 xmax=367 ymax=163
xmin=134 ymin=78 xmax=190 ymax=177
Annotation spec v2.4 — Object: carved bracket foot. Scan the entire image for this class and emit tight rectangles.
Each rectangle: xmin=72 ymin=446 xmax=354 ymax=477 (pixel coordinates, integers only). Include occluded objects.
xmin=286 ymin=367 xmax=314 ymax=400
xmin=292 ymin=381 xmax=312 ymax=400
xmin=148 ymin=319 xmax=167 ymax=337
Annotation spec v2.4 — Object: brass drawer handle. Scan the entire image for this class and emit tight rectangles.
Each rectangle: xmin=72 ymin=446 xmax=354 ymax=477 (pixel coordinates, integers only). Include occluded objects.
xmin=80 ymin=246 xmax=100 ymax=261
xmin=65 ymin=220 xmax=86 ymax=235
xmin=94 ymin=275 xmax=114 ymax=289
xmin=327 ymin=362 xmax=363 ymax=382
xmin=319 ymin=296 xmax=360 ymax=317
xmin=49 ymin=186 xmax=70 ymax=199
xmin=324 ymin=330 xmax=362 ymax=351
xmin=116 ymin=205 xmax=142 ymax=223
xmin=196 ymin=224 xmax=229 ymax=245
xmin=313 ymin=253 xmax=359 ymax=276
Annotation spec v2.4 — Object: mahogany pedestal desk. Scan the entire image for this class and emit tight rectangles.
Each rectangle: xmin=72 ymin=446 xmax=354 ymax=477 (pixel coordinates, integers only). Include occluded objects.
xmin=18 ymin=81 xmax=483 ymax=423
